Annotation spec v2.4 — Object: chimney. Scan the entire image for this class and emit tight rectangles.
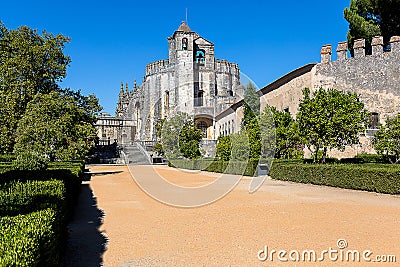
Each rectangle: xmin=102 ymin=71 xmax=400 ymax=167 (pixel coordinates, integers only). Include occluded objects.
xmin=134 ymin=79 xmax=137 ymax=89
xmin=320 ymin=44 xmax=332 ymax=64
xmin=389 ymin=36 xmax=400 ymax=53
xmin=371 ymin=36 xmax=383 ymax=55
xmin=336 ymin=41 xmax=348 ymax=61
xmin=353 ymin=39 xmax=365 ymax=58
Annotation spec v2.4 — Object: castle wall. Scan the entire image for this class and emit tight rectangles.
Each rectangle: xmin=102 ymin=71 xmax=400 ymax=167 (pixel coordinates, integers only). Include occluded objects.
xmin=313 ymin=36 xmax=400 ymax=122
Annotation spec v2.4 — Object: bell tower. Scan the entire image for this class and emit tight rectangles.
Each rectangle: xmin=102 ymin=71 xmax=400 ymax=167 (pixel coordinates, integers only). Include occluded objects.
xmin=167 ymin=21 xmax=198 ymax=113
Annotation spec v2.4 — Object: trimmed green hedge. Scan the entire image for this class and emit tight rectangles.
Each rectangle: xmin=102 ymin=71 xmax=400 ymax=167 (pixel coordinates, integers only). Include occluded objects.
xmin=168 ymin=159 xmax=259 ymax=176
xmin=0 ymin=154 xmax=16 ymax=163
xmin=0 ymin=160 xmax=85 ymax=266
xmin=270 ymin=162 xmax=400 ymax=194
xmin=0 ymin=209 xmax=60 ymax=266
xmin=0 ymin=180 xmax=65 ymax=217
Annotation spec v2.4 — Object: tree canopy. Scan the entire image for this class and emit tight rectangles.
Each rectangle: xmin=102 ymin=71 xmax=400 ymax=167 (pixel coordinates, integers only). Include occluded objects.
xmin=14 ymin=92 xmax=100 ymax=161
xmin=0 ymin=22 xmax=101 ymax=161
xmin=159 ymin=112 xmax=203 ymax=159
xmin=0 ymin=22 xmax=71 ymax=152
xmin=263 ymin=106 xmax=302 ymax=159
xmin=241 ymin=82 xmax=260 ymax=129
xmin=297 ymin=88 xmax=367 ymax=163
xmin=344 ymin=0 xmax=400 ymax=54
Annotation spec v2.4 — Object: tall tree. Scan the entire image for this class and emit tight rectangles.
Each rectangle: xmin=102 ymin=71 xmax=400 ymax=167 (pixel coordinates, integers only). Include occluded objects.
xmin=159 ymin=112 xmax=203 ymax=159
xmin=297 ymin=88 xmax=367 ymax=163
xmin=344 ymin=0 xmax=400 ymax=54
xmin=261 ymin=106 xmax=303 ymax=159
xmin=0 ymin=22 xmax=70 ymax=152
xmin=372 ymin=114 xmax=400 ymax=164
xmin=241 ymin=82 xmax=260 ymax=129
xmin=14 ymin=92 xmax=100 ymax=161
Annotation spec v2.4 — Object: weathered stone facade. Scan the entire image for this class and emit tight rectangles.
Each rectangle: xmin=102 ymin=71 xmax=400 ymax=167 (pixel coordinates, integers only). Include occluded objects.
xmin=260 ymin=35 xmax=400 ymax=122
xmin=97 ymin=28 xmax=400 ymax=159
xmin=312 ymin=36 xmax=400 ymax=122
xmin=114 ymin=22 xmax=243 ymax=142
xmin=259 ymin=35 xmax=400 ymax=158
xmin=95 ymin=112 xmax=135 ymax=145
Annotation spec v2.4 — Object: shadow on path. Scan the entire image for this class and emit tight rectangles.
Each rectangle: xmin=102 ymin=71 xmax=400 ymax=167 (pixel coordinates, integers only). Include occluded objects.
xmin=64 ymin=173 xmax=107 ymax=267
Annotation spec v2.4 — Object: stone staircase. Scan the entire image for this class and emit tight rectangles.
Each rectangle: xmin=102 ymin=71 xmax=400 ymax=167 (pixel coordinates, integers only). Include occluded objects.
xmin=122 ymin=144 xmax=151 ymax=165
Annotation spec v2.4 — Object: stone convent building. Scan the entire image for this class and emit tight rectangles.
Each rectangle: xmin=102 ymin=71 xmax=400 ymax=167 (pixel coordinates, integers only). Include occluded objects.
xmin=97 ymin=22 xmax=400 ymax=157
xmin=111 ymin=21 xmax=243 ymax=143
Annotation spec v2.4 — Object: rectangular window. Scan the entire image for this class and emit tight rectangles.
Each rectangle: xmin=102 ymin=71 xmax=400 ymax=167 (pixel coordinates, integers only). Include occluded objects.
xmin=371 ymin=112 xmax=379 ymax=129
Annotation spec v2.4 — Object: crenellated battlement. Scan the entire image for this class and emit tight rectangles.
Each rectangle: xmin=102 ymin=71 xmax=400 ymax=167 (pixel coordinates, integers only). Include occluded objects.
xmin=145 ymin=59 xmax=170 ymax=76
xmin=320 ymin=35 xmax=400 ymax=63
xmin=215 ymin=59 xmax=239 ymax=75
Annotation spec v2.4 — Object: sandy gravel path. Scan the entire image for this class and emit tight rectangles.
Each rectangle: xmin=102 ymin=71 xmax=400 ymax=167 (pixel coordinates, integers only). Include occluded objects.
xmin=70 ymin=165 xmax=400 ymax=266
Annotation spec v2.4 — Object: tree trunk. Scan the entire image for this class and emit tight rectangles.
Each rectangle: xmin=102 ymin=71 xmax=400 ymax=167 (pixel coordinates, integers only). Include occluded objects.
xmin=321 ymin=147 xmax=327 ymax=164
xmin=314 ymin=145 xmax=319 ymax=163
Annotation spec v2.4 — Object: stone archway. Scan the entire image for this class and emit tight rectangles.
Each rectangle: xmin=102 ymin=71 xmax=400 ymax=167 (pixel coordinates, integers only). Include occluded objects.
xmin=195 ymin=117 xmax=213 ymax=139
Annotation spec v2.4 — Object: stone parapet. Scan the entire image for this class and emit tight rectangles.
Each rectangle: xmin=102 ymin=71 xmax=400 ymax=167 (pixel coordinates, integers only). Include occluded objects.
xmin=320 ymin=35 xmax=400 ymax=64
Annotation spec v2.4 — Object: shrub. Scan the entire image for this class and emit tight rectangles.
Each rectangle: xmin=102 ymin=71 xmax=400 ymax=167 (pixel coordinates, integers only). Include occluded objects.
xmin=216 ymin=136 xmax=231 ymax=161
xmin=0 ymin=209 xmax=60 ymax=266
xmin=270 ymin=162 xmax=400 ymax=194
xmin=12 ymin=152 xmax=49 ymax=171
xmin=168 ymin=159 xmax=259 ymax=176
xmin=355 ymin=153 xmax=387 ymax=163
xmin=0 ymin=160 xmax=84 ymax=266
xmin=0 ymin=180 xmax=65 ymax=217
xmin=0 ymin=154 xmax=16 ymax=163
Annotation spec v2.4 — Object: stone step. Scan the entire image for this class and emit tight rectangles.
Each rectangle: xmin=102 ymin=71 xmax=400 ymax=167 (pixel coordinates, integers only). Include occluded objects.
xmin=123 ymin=145 xmax=151 ymax=165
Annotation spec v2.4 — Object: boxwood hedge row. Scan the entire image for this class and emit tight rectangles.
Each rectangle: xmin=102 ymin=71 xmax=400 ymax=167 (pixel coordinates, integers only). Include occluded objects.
xmin=269 ymin=162 xmax=400 ymax=194
xmin=0 ymin=209 xmax=59 ymax=267
xmin=0 ymin=160 xmax=84 ymax=266
xmin=168 ymin=159 xmax=259 ymax=176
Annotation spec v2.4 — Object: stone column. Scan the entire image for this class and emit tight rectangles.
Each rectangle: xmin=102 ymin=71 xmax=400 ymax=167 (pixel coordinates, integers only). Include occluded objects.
xmin=390 ymin=36 xmax=400 ymax=53
xmin=320 ymin=44 xmax=332 ymax=64
xmin=353 ymin=39 xmax=365 ymax=58
xmin=371 ymin=36 xmax=383 ymax=55
xmin=336 ymin=41 xmax=348 ymax=61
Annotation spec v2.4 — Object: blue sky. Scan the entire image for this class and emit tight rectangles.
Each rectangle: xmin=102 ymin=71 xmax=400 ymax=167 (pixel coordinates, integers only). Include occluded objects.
xmin=2 ymin=0 xmax=350 ymax=113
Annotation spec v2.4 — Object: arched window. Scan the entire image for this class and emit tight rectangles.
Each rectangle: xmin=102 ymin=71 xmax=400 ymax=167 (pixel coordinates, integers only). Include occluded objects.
xmin=195 ymin=50 xmax=205 ymax=64
xmin=228 ymin=90 xmax=233 ymax=97
xmin=197 ymin=121 xmax=208 ymax=137
xmin=182 ymin=38 xmax=188 ymax=50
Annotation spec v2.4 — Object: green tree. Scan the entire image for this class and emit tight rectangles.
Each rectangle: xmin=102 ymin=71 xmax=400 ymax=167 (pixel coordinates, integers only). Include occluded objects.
xmin=262 ymin=106 xmax=303 ymax=159
xmin=297 ymin=88 xmax=367 ymax=163
xmin=0 ymin=22 xmax=70 ymax=152
xmin=344 ymin=0 xmax=400 ymax=54
xmin=179 ymin=120 xmax=203 ymax=159
xmin=241 ymin=82 xmax=260 ymax=129
xmin=372 ymin=114 xmax=400 ymax=164
xmin=159 ymin=112 xmax=203 ymax=159
xmin=13 ymin=91 xmax=100 ymax=161
xmin=216 ymin=135 xmax=231 ymax=161
xmin=246 ymin=118 xmax=262 ymax=160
